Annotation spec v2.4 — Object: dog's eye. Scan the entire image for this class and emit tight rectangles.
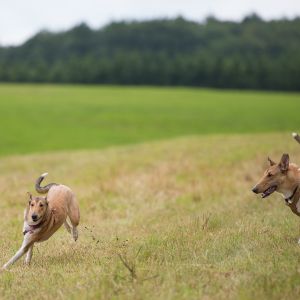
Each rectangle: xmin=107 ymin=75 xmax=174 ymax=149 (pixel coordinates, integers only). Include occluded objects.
xmin=31 ymin=203 xmax=34 ymax=207
xmin=267 ymin=172 xmax=273 ymax=177
xmin=39 ymin=204 xmax=44 ymax=207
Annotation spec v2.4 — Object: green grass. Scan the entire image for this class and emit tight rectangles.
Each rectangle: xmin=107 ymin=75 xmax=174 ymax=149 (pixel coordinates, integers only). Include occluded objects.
xmin=1 ymin=133 xmax=300 ymax=299
xmin=0 ymin=84 xmax=299 ymax=156
xmin=1 ymin=84 xmax=300 ymax=299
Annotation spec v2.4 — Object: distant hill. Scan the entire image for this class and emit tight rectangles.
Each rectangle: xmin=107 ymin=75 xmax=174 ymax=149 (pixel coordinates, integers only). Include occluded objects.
xmin=0 ymin=15 xmax=300 ymax=90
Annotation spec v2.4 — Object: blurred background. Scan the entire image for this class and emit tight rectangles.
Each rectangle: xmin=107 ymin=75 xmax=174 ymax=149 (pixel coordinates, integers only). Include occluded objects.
xmin=1 ymin=0 xmax=300 ymax=89
xmin=0 ymin=0 xmax=299 ymax=155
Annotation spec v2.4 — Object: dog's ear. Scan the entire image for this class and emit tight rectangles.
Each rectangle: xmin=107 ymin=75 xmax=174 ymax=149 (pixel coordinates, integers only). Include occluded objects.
xmin=27 ymin=192 xmax=33 ymax=204
xmin=44 ymin=196 xmax=48 ymax=205
xmin=279 ymin=153 xmax=289 ymax=173
xmin=268 ymin=157 xmax=276 ymax=166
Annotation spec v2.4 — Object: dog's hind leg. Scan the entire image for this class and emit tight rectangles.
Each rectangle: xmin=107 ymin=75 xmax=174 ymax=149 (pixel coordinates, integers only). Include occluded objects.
xmin=64 ymin=220 xmax=72 ymax=234
xmin=2 ymin=234 xmax=33 ymax=269
xmin=25 ymin=245 xmax=34 ymax=265
xmin=68 ymin=194 xmax=80 ymax=242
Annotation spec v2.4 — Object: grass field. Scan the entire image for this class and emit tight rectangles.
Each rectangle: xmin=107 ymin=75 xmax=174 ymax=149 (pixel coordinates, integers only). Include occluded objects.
xmin=0 ymin=84 xmax=299 ymax=156
xmin=1 ymin=133 xmax=300 ymax=299
xmin=1 ymin=84 xmax=300 ymax=299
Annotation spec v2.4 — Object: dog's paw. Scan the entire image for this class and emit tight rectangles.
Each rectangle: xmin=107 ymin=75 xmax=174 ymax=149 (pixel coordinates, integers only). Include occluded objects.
xmin=72 ymin=228 xmax=78 ymax=242
xmin=1 ymin=266 xmax=8 ymax=272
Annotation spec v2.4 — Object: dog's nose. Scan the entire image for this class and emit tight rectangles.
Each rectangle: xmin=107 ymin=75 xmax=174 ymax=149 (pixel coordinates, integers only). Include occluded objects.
xmin=32 ymin=214 xmax=38 ymax=221
xmin=252 ymin=186 xmax=259 ymax=194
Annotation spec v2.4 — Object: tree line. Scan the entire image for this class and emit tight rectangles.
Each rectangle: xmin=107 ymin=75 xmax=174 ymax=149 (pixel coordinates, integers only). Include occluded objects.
xmin=0 ymin=15 xmax=300 ymax=90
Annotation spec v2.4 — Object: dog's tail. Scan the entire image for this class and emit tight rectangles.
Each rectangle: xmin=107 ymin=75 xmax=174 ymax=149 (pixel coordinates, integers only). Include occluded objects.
xmin=35 ymin=173 xmax=58 ymax=194
xmin=292 ymin=132 xmax=300 ymax=144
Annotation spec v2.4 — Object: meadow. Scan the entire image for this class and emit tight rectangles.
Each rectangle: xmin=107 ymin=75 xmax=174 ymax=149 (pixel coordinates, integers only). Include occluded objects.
xmin=0 ymin=85 xmax=300 ymax=299
xmin=0 ymin=84 xmax=299 ymax=156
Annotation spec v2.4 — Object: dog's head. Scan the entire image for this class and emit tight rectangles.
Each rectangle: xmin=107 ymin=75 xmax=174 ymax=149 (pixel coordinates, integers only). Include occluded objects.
xmin=252 ymin=154 xmax=291 ymax=198
xmin=27 ymin=192 xmax=48 ymax=224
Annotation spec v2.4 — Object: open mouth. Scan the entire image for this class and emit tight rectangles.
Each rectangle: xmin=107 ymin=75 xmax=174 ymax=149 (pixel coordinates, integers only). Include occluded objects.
xmin=261 ymin=186 xmax=277 ymax=198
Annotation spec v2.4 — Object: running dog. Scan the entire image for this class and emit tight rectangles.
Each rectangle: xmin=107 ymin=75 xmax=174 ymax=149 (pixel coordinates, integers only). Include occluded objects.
xmin=252 ymin=133 xmax=300 ymax=242
xmin=2 ymin=173 xmax=80 ymax=269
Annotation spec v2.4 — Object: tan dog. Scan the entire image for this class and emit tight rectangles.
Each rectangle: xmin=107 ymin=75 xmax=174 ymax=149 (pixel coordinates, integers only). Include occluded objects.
xmin=2 ymin=173 xmax=80 ymax=269
xmin=252 ymin=134 xmax=300 ymax=242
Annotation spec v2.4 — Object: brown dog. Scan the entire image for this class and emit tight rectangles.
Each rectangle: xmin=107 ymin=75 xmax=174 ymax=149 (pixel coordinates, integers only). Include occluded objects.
xmin=252 ymin=154 xmax=299 ymax=204
xmin=252 ymin=134 xmax=300 ymax=242
xmin=2 ymin=173 xmax=80 ymax=269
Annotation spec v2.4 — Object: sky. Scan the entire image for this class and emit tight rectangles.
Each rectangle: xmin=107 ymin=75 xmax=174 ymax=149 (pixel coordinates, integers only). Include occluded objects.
xmin=1 ymin=0 xmax=300 ymax=46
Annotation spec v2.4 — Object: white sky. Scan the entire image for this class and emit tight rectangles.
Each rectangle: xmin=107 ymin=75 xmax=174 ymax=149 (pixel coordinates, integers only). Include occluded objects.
xmin=1 ymin=0 xmax=300 ymax=46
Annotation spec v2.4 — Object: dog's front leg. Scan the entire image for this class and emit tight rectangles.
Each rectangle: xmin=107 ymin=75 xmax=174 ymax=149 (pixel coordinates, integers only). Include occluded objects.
xmin=25 ymin=245 xmax=34 ymax=265
xmin=2 ymin=234 xmax=33 ymax=270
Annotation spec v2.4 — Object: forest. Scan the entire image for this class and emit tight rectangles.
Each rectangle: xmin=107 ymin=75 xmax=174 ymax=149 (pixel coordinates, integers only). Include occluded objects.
xmin=0 ymin=15 xmax=299 ymax=90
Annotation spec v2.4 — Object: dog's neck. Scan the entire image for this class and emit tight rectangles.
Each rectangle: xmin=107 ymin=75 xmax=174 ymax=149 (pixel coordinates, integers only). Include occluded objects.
xmin=284 ymin=186 xmax=298 ymax=203
xmin=279 ymin=186 xmax=299 ymax=200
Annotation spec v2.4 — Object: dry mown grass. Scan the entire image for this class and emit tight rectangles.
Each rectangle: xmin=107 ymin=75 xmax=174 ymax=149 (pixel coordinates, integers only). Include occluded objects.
xmin=0 ymin=133 xmax=300 ymax=299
